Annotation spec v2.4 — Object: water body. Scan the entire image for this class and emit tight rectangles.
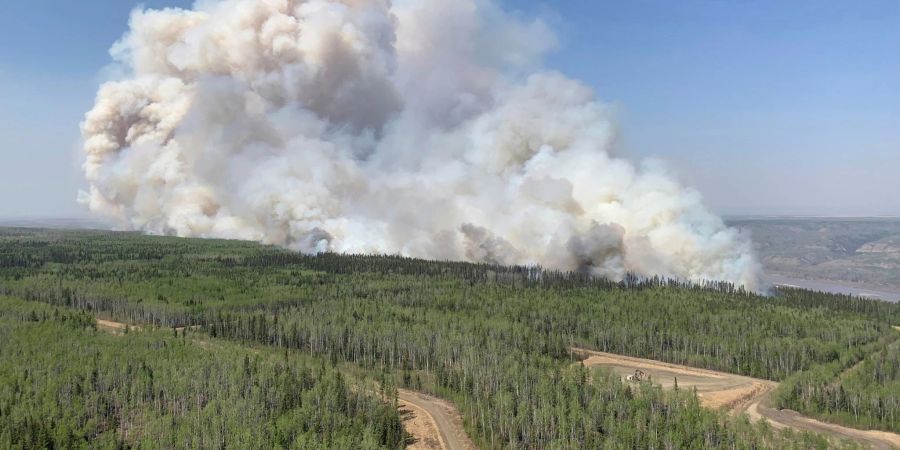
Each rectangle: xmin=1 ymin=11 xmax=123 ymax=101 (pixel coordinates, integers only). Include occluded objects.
xmin=763 ymin=273 xmax=900 ymax=303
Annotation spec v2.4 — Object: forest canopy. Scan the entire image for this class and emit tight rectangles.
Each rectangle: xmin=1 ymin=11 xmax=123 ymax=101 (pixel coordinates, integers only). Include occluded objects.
xmin=0 ymin=228 xmax=897 ymax=448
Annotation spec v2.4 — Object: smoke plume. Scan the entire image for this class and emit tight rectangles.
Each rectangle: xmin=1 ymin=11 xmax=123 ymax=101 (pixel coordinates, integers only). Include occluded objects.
xmin=80 ymin=0 xmax=760 ymax=289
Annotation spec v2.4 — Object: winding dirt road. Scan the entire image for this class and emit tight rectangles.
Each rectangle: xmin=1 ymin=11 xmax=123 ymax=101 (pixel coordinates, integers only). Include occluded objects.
xmin=398 ymin=389 xmax=476 ymax=450
xmin=398 ymin=395 xmax=446 ymax=450
xmin=573 ymin=347 xmax=900 ymax=449
xmin=95 ymin=318 xmax=475 ymax=449
xmin=95 ymin=317 xmax=897 ymax=448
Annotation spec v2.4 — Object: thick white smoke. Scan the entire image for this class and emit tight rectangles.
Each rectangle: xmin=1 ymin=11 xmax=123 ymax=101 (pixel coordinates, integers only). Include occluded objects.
xmin=80 ymin=0 xmax=760 ymax=289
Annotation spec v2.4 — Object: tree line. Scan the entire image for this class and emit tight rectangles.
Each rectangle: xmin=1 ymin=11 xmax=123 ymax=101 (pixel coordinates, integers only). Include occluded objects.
xmin=2 ymin=229 xmax=897 ymax=447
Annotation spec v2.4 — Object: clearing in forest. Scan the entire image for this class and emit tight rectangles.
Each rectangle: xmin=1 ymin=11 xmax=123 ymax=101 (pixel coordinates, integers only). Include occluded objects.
xmin=96 ymin=319 xmax=140 ymax=333
xmin=573 ymin=348 xmax=900 ymax=450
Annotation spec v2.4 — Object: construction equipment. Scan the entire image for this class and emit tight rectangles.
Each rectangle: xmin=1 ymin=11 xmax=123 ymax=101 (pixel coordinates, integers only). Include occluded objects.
xmin=626 ymin=369 xmax=645 ymax=382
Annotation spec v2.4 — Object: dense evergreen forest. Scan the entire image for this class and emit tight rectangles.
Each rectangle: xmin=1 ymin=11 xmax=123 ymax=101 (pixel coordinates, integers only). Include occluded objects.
xmin=0 ymin=296 xmax=405 ymax=449
xmin=1 ymin=228 xmax=898 ymax=447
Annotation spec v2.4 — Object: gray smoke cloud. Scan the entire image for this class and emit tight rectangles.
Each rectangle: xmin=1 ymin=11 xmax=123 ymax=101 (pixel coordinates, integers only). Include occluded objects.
xmin=80 ymin=0 xmax=760 ymax=289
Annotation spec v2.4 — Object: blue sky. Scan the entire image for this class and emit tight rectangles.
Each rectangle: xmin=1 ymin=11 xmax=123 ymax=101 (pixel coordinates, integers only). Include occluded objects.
xmin=0 ymin=0 xmax=897 ymax=218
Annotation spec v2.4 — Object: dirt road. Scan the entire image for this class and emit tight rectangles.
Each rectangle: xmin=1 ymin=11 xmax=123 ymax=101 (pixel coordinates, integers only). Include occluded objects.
xmin=94 ymin=318 xmax=475 ymax=450
xmin=95 ymin=319 xmax=200 ymax=333
xmin=747 ymin=403 xmax=900 ymax=450
xmin=398 ymin=395 xmax=446 ymax=450
xmin=98 ymin=316 xmax=898 ymax=448
xmin=398 ymin=389 xmax=476 ymax=450
xmin=96 ymin=319 xmax=140 ymax=333
xmin=574 ymin=348 xmax=900 ymax=449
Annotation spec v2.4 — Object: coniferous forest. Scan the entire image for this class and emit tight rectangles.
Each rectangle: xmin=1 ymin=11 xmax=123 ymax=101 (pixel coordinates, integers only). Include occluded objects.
xmin=1 ymin=228 xmax=898 ymax=448
xmin=0 ymin=296 xmax=405 ymax=449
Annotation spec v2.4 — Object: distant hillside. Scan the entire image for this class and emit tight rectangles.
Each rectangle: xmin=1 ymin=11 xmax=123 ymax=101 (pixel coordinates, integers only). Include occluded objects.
xmin=728 ymin=218 xmax=900 ymax=291
xmin=0 ymin=217 xmax=112 ymax=230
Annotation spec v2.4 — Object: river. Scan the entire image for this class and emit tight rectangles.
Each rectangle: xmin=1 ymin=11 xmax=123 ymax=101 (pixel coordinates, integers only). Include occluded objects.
xmin=763 ymin=274 xmax=900 ymax=303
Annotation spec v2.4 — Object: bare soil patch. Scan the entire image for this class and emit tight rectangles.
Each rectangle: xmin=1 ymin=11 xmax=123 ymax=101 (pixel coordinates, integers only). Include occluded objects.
xmin=96 ymin=319 xmax=140 ymax=334
xmin=398 ymin=389 xmax=476 ymax=450
xmin=574 ymin=348 xmax=772 ymax=414
xmin=399 ymin=397 xmax=446 ymax=450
